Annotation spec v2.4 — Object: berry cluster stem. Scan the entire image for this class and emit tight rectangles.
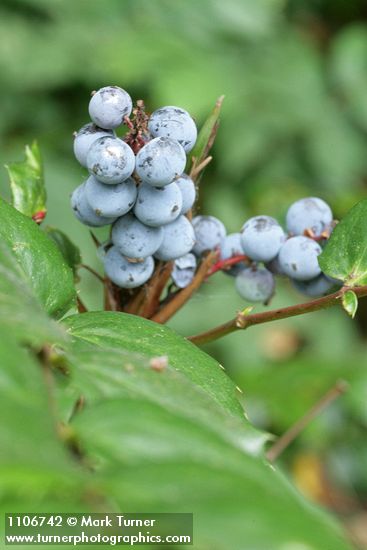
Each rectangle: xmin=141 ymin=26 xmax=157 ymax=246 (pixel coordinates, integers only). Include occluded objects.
xmin=188 ymin=284 xmax=367 ymax=345
xmin=151 ymin=251 xmax=218 ymax=324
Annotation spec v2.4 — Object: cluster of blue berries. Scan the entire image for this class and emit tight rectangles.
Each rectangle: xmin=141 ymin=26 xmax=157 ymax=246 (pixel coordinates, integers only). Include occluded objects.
xmin=191 ymin=197 xmax=339 ymax=303
xmin=70 ymin=86 xmax=338 ymax=304
xmin=71 ymin=85 xmax=198 ymax=289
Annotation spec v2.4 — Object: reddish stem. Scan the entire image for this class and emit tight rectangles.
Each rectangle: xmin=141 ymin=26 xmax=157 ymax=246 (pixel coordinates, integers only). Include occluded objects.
xmin=207 ymin=254 xmax=249 ymax=277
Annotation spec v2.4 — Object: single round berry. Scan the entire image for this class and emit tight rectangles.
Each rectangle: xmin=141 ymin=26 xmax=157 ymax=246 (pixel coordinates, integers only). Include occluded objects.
xmin=85 ymin=175 xmax=137 ymax=218
xmin=171 ymin=253 xmax=197 ymax=288
xmin=293 ymin=274 xmax=341 ymax=297
xmin=154 ymin=216 xmax=196 ymax=261
xmin=134 ymin=181 xmax=182 ymax=227
xmin=73 ymin=123 xmax=114 ymax=167
xmin=148 ymin=106 xmax=197 ymax=153
xmin=175 ymin=174 xmax=196 ymax=214
xmin=70 ymin=183 xmax=116 ymax=227
xmin=135 ymin=137 xmax=186 ymax=187
xmin=112 ymin=213 xmax=163 ymax=259
xmin=220 ymin=233 xmax=246 ymax=276
xmin=286 ymin=197 xmax=333 ymax=237
xmin=88 ymin=86 xmax=132 ymax=129
xmin=278 ymin=236 xmax=322 ymax=281
xmin=192 ymin=215 xmax=226 ymax=256
xmin=235 ymin=267 xmax=275 ymax=303
xmin=240 ymin=216 xmax=285 ymax=262
xmin=86 ymin=136 xmax=135 ymax=184
xmin=104 ymin=246 xmax=154 ymax=289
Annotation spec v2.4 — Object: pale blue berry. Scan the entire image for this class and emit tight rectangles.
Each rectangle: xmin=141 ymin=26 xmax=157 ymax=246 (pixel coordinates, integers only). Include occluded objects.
xmin=85 ymin=176 xmax=137 ymax=218
xmin=135 ymin=137 xmax=186 ymax=187
xmin=86 ymin=136 xmax=135 ymax=184
xmin=176 ymin=174 xmax=196 ymax=214
xmin=112 ymin=213 xmax=163 ymax=259
xmin=148 ymin=106 xmax=197 ymax=153
xmin=73 ymin=123 xmax=114 ymax=167
xmin=88 ymin=86 xmax=132 ymax=129
xmin=154 ymin=216 xmax=195 ymax=261
xmin=286 ymin=197 xmax=333 ymax=237
xmin=134 ymin=181 xmax=182 ymax=227
xmin=104 ymin=246 xmax=154 ymax=288
xmin=235 ymin=267 xmax=275 ymax=303
xmin=278 ymin=236 xmax=322 ymax=281
xmin=171 ymin=253 xmax=197 ymax=288
xmin=70 ymin=183 xmax=116 ymax=227
xmin=240 ymin=216 xmax=285 ymax=262
xmin=192 ymin=215 xmax=226 ymax=256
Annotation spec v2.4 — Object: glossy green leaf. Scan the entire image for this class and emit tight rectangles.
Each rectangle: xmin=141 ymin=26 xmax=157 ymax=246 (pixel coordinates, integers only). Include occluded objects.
xmin=0 ymin=199 xmax=75 ymax=318
xmin=0 ymin=333 xmax=98 ymax=518
xmin=342 ymin=290 xmax=358 ymax=319
xmin=187 ymin=95 xmax=224 ymax=172
xmin=45 ymin=226 xmax=81 ymax=278
xmin=73 ymin=395 xmax=353 ymax=550
xmin=62 ymin=341 xmax=267 ymax=455
xmin=62 ymin=311 xmax=247 ymax=419
xmin=0 ymin=240 xmax=66 ymax=347
xmin=319 ymin=199 xmax=367 ymax=286
xmin=5 ymin=142 xmax=47 ymax=221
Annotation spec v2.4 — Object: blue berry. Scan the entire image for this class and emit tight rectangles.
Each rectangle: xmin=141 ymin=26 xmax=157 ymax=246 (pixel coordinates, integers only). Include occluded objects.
xmin=112 ymin=213 xmax=163 ymax=259
xmin=240 ymin=216 xmax=285 ymax=262
xmin=88 ymin=86 xmax=132 ymax=130
xmin=134 ymin=181 xmax=182 ymax=227
xmin=86 ymin=136 xmax=135 ymax=184
xmin=85 ymin=175 xmax=137 ymax=218
xmin=104 ymin=246 xmax=154 ymax=288
xmin=148 ymin=106 xmax=197 ymax=153
xmin=235 ymin=267 xmax=275 ymax=303
xmin=293 ymin=274 xmax=341 ymax=297
xmin=70 ymin=183 xmax=116 ymax=227
xmin=278 ymin=236 xmax=322 ymax=281
xmin=154 ymin=216 xmax=195 ymax=261
xmin=192 ymin=215 xmax=226 ymax=256
xmin=135 ymin=137 xmax=186 ymax=187
xmin=175 ymin=174 xmax=196 ymax=214
xmin=286 ymin=197 xmax=333 ymax=237
xmin=73 ymin=123 xmax=114 ymax=167
xmin=220 ymin=233 xmax=246 ymax=276
xmin=171 ymin=253 xmax=197 ymax=288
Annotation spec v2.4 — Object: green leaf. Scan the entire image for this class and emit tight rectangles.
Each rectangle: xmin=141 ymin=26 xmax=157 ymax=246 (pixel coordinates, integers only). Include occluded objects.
xmin=72 ymin=394 xmax=353 ymax=549
xmin=319 ymin=199 xmax=367 ymax=286
xmin=45 ymin=226 xmax=81 ymax=278
xmin=0 ymin=240 xmax=66 ymax=347
xmin=187 ymin=95 xmax=224 ymax=172
xmin=5 ymin=142 xmax=47 ymax=221
xmin=62 ymin=341 xmax=267 ymax=455
xmin=58 ymin=316 xmax=353 ymax=548
xmin=0 ymin=198 xmax=75 ymax=318
xmin=0 ymin=332 xmax=99 ymax=516
xmin=62 ymin=311 xmax=247 ymax=419
xmin=342 ymin=290 xmax=358 ymax=318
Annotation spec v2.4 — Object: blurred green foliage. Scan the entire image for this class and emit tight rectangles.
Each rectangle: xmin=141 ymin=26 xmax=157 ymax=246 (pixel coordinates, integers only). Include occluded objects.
xmin=1 ymin=0 xmax=367 ymax=544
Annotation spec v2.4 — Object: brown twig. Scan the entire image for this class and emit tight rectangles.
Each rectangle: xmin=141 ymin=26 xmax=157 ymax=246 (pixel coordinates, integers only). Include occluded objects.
xmin=151 ymin=251 xmax=218 ymax=324
xmin=190 ymin=156 xmax=212 ymax=180
xmin=188 ymin=285 xmax=367 ymax=345
xmin=266 ymin=380 xmax=348 ymax=463
xmin=89 ymin=231 xmax=101 ymax=248
xmin=139 ymin=261 xmax=174 ymax=318
xmin=77 ymin=296 xmax=88 ymax=313
xmin=80 ymin=263 xmax=104 ymax=283
xmin=104 ymin=278 xmax=121 ymax=311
